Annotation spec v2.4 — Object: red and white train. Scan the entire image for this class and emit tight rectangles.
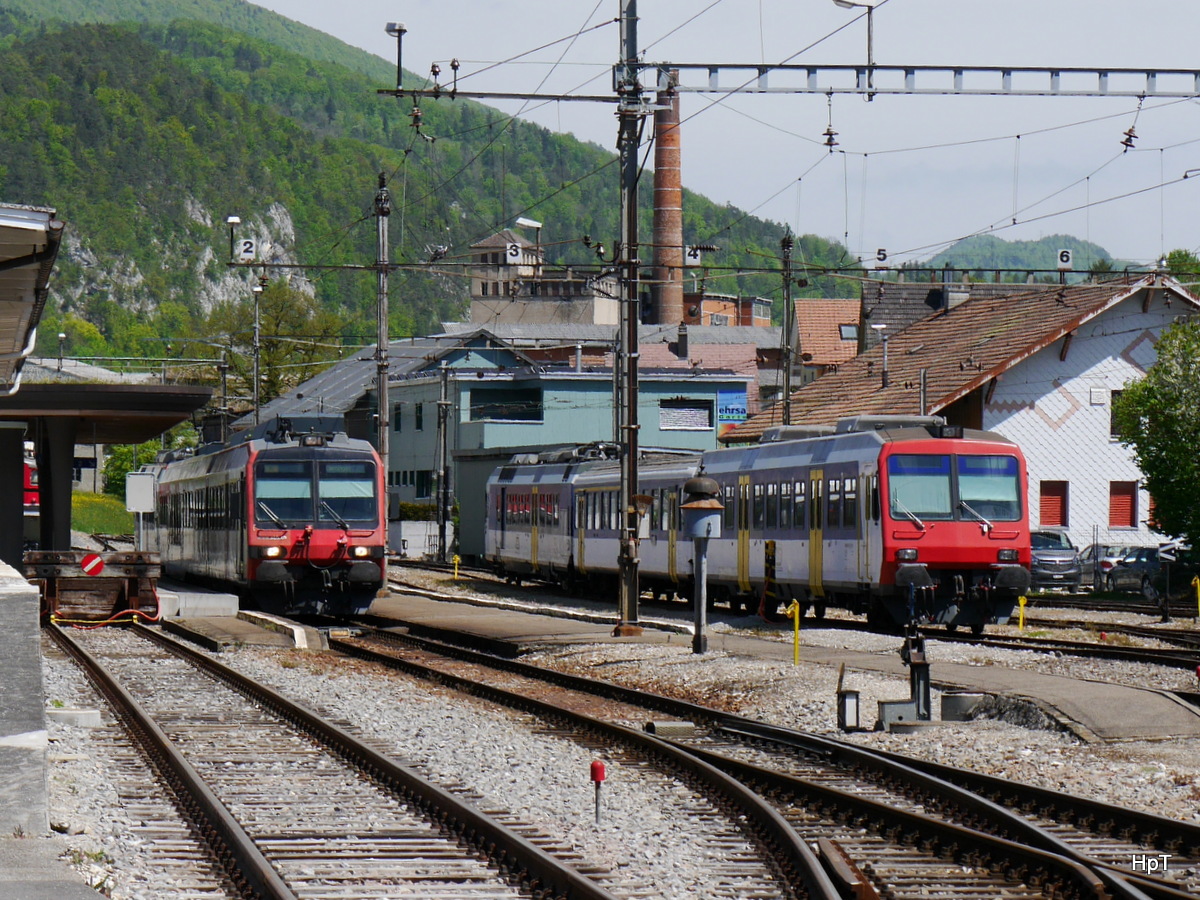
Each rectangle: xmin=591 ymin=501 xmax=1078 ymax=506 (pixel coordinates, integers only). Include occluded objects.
xmin=485 ymin=416 xmax=1032 ymax=632
xmin=144 ymin=417 xmax=387 ymax=615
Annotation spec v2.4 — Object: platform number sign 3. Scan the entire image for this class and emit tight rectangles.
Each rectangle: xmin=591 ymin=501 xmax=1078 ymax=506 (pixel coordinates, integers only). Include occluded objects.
xmin=1057 ymin=248 xmax=1073 ymax=271
xmin=505 ymin=242 xmax=521 ymax=264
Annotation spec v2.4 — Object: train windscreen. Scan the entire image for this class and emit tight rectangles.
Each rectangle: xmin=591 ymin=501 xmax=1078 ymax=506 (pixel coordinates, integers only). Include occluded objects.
xmin=254 ymin=460 xmax=313 ymax=524
xmin=317 ymin=461 xmax=377 ymax=523
xmin=957 ymin=454 xmax=1021 ymax=521
xmin=887 ymin=453 xmax=1021 ymax=523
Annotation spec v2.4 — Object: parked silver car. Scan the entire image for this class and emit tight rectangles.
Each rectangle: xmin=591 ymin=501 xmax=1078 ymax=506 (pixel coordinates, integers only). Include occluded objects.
xmin=1030 ymin=528 xmax=1082 ymax=592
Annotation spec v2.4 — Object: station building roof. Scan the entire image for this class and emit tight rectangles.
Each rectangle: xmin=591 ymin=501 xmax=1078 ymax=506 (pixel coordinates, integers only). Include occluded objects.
xmin=0 ymin=204 xmax=62 ymax=393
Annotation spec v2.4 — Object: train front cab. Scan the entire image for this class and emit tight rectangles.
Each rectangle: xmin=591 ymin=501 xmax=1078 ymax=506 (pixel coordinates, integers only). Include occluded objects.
xmin=245 ymin=440 xmax=386 ymax=614
xmin=876 ymin=440 xmax=1030 ymax=632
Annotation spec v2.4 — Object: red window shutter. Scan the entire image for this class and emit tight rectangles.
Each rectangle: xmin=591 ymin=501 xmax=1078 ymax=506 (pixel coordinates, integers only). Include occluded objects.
xmin=1109 ymin=482 xmax=1136 ymax=528
xmin=1039 ymin=481 xmax=1067 ymax=527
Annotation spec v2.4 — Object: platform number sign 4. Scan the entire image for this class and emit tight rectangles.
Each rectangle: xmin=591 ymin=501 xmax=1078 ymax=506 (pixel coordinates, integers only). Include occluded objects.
xmin=1057 ymin=248 xmax=1073 ymax=271
xmin=686 ymin=246 xmax=703 ymax=265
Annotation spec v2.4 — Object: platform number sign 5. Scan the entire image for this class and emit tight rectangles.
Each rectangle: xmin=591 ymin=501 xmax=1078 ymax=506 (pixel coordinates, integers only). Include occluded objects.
xmin=1057 ymin=248 xmax=1073 ymax=271
xmin=237 ymin=238 xmax=257 ymax=263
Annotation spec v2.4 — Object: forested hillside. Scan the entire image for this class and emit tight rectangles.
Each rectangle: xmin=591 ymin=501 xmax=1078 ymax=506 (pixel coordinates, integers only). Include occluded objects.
xmin=0 ymin=0 xmax=851 ymax=399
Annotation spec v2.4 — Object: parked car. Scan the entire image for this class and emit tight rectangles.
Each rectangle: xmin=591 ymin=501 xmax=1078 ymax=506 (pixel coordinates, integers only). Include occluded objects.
xmin=1030 ymin=528 xmax=1082 ymax=592
xmin=1079 ymin=543 xmax=1138 ymax=591
xmin=1105 ymin=546 xmax=1159 ymax=594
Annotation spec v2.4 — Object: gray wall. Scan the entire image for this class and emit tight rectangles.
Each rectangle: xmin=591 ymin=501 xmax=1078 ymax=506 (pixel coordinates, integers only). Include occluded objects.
xmin=0 ymin=562 xmax=47 ymax=835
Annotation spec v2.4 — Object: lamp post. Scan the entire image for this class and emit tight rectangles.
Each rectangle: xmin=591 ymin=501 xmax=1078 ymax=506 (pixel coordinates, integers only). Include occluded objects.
xmin=57 ymin=332 xmax=65 ymax=372
xmin=252 ymin=282 xmax=263 ymax=425
xmin=385 ymin=22 xmax=407 ymax=92
xmin=833 ymin=0 xmax=876 ymax=100
xmin=871 ymin=322 xmax=889 ymax=388
xmin=225 ymin=215 xmax=241 ymax=262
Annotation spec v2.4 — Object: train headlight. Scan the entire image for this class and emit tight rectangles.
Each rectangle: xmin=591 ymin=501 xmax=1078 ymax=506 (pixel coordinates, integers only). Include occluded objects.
xmin=895 ymin=548 xmax=918 ymax=562
xmin=997 ymin=549 xmax=1019 ymax=562
xmin=263 ymin=545 xmax=285 ymax=559
xmin=350 ymin=545 xmax=371 ymax=558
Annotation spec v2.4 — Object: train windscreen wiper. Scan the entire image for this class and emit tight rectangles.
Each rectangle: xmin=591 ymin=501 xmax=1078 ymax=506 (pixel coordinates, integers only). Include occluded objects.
xmin=256 ymin=500 xmax=286 ymax=527
xmin=320 ymin=500 xmax=349 ymax=531
xmin=959 ymin=500 xmax=993 ymax=534
xmin=892 ymin=497 xmax=925 ymax=531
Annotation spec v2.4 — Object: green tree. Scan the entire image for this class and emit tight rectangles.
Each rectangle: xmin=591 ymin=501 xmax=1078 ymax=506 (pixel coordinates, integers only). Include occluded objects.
xmin=1111 ymin=316 xmax=1200 ymax=544
xmin=102 ymin=441 xmax=162 ymax=501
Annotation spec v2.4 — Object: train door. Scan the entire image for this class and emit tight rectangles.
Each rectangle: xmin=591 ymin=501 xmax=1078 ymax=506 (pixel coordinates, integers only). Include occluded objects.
xmin=737 ymin=475 xmax=751 ymax=593
xmin=808 ymin=469 xmax=824 ymax=598
xmin=530 ymin=485 xmax=539 ymax=572
xmin=575 ymin=493 xmax=587 ymax=574
xmin=666 ymin=489 xmax=679 ymax=582
xmin=498 ymin=487 xmax=508 ymax=550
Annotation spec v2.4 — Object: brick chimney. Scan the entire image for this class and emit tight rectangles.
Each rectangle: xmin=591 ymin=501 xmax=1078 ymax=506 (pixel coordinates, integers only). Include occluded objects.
xmin=651 ymin=70 xmax=683 ymax=325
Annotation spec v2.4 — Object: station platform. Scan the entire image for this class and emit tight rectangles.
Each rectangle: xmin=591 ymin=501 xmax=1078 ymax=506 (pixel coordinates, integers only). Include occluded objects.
xmin=0 ymin=836 xmax=110 ymax=899
xmin=368 ymin=587 xmax=1200 ymax=744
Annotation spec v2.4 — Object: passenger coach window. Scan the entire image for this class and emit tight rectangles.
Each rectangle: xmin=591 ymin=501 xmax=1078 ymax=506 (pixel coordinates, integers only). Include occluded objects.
xmin=765 ymin=483 xmax=778 ymax=530
xmin=780 ymin=482 xmax=792 ymax=528
xmin=793 ymin=481 xmax=806 ymax=530
xmin=827 ymin=477 xmax=842 ymax=529
xmin=843 ymin=477 xmax=858 ymax=530
xmin=722 ymin=484 xmax=735 ymax=531
xmin=752 ymin=483 xmax=765 ymax=529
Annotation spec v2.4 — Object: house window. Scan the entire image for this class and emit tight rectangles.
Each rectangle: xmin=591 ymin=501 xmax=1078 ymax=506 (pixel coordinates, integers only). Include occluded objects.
xmin=711 ymin=313 xmax=729 ymax=326
xmin=839 ymin=324 xmax=859 ymax=341
xmin=415 ymin=402 xmax=424 ymax=431
xmin=659 ymin=398 xmax=714 ymax=431
xmin=469 ymin=388 xmax=544 ymax=422
xmin=415 ymin=471 xmax=433 ymax=498
xmin=1109 ymin=481 xmax=1137 ymax=528
xmin=1039 ymin=480 xmax=1068 ymax=527
xmin=481 ymin=282 xmax=489 ymax=297
xmin=1109 ymin=389 xmax=1123 ymax=439
xmin=393 ymin=404 xmax=402 ymax=432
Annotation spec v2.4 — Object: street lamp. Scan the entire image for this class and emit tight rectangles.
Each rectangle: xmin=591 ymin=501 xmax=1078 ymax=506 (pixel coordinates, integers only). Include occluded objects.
xmin=57 ymin=332 xmax=66 ymax=372
xmin=515 ymin=216 xmax=543 ymax=275
xmin=225 ymin=215 xmax=241 ymax=263
xmin=871 ymin=322 xmax=889 ymax=388
xmin=385 ymin=22 xmax=407 ymax=91
xmin=252 ymin=282 xmax=263 ymax=425
xmin=833 ymin=0 xmax=876 ymax=100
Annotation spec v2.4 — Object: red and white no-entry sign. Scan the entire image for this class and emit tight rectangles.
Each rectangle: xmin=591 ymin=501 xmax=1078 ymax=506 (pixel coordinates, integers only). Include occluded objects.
xmin=80 ymin=553 xmax=105 ymax=576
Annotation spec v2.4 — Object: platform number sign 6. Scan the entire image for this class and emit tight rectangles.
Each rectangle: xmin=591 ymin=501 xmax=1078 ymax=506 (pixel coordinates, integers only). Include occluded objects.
xmin=1057 ymin=248 xmax=1073 ymax=271
xmin=237 ymin=238 xmax=257 ymax=263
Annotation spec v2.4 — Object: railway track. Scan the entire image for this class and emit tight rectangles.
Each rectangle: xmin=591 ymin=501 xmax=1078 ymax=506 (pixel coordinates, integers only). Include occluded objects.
xmin=334 ymin=620 xmax=1198 ymax=899
xmin=46 ymin=623 xmax=628 ymax=900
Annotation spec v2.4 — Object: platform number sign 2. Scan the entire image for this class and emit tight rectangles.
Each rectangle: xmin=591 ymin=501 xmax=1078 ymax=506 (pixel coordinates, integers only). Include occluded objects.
xmin=1057 ymin=248 xmax=1073 ymax=271
xmin=237 ymin=238 xmax=257 ymax=263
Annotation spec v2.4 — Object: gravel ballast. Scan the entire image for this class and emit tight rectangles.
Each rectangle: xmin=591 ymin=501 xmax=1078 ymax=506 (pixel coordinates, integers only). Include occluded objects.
xmin=42 ymin=596 xmax=1200 ymax=898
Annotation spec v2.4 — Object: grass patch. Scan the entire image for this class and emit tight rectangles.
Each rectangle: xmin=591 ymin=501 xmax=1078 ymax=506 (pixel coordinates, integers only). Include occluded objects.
xmin=71 ymin=492 xmax=133 ymax=535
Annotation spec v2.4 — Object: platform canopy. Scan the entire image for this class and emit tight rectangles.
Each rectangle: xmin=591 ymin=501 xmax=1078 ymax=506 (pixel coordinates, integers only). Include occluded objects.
xmin=0 ymin=204 xmax=62 ymax=393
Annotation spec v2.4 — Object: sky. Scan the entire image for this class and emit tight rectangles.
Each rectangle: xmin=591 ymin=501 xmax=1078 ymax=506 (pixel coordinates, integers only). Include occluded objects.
xmin=249 ymin=1 xmax=1200 ymax=270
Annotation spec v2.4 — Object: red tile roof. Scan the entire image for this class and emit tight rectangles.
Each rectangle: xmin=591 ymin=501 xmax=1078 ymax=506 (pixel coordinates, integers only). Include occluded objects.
xmin=796 ymin=298 xmax=860 ymax=366
xmin=722 ymin=275 xmax=1199 ymax=443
